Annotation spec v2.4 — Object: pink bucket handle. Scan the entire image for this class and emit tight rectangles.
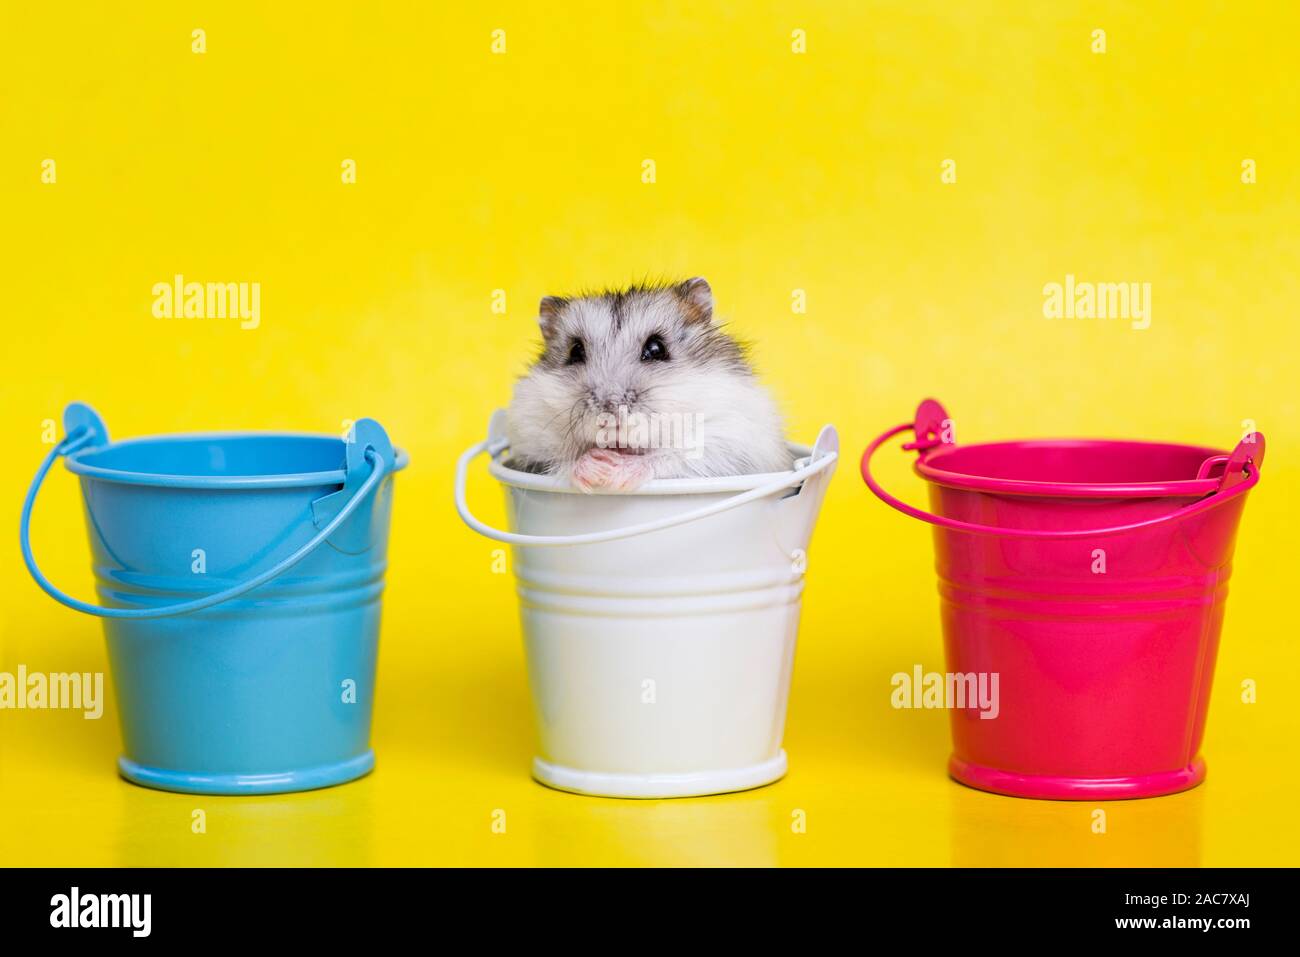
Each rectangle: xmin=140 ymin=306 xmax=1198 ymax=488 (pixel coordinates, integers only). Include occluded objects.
xmin=860 ymin=400 xmax=1265 ymax=539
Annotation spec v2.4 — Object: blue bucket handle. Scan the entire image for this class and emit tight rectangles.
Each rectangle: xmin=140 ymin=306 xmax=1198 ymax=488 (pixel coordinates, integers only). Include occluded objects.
xmin=20 ymin=403 xmax=393 ymax=619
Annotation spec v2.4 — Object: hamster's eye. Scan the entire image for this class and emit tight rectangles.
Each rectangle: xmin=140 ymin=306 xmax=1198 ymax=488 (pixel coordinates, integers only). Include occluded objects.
xmin=566 ymin=339 xmax=586 ymax=365
xmin=641 ymin=334 xmax=669 ymax=362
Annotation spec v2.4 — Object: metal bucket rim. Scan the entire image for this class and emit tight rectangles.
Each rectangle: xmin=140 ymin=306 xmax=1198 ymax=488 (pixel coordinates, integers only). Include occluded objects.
xmin=64 ymin=430 xmax=411 ymax=490
xmin=915 ymin=437 xmax=1230 ymax=499
xmin=488 ymin=440 xmax=816 ymax=496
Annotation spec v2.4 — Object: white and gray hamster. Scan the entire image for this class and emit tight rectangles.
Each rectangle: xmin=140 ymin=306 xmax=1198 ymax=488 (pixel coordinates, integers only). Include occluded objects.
xmin=507 ymin=278 xmax=793 ymax=492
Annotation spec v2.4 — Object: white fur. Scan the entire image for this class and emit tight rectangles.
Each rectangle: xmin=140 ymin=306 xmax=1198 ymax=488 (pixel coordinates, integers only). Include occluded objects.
xmin=506 ymin=283 xmax=792 ymax=491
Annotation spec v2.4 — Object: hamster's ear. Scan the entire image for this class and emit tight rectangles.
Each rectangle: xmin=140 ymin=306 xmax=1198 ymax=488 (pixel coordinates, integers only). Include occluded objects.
xmin=676 ymin=277 xmax=713 ymax=324
xmin=538 ymin=296 xmax=567 ymax=339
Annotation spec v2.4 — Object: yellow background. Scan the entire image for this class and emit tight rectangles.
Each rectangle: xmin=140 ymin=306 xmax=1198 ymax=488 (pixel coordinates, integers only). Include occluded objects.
xmin=2 ymin=1 xmax=1297 ymax=866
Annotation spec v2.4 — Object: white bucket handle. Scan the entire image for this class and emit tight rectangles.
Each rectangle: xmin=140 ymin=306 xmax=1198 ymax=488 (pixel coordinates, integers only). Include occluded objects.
xmin=454 ymin=415 xmax=839 ymax=547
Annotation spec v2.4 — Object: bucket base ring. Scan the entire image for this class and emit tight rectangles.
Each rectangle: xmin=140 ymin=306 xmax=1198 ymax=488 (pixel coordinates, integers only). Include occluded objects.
xmin=948 ymin=754 xmax=1206 ymax=801
xmin=532 ymin=751 xmax=788 ymax=799
xmin=117 ymin=750 xmax=375 ymax=796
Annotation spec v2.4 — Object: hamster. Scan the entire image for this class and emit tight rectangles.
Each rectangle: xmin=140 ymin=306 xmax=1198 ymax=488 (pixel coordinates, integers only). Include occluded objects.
xmin=506 ymin=278 xmax=794 ymax=492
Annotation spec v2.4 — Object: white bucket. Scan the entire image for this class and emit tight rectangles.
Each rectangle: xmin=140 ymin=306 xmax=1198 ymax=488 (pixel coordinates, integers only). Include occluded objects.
xmin=455 ymin=411 xmax=839 ymax=798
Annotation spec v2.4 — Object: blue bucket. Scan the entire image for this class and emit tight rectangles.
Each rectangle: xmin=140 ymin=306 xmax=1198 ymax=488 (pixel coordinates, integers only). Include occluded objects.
xmin=20 ymin=403 xmax=408 ymax=795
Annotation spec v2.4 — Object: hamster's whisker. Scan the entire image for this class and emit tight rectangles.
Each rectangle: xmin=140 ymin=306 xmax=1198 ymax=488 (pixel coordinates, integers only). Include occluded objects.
xmin=563 ymin=399 xmax=586 ymax=443
xmin=537 ymin=406 xmax=571 ymax=434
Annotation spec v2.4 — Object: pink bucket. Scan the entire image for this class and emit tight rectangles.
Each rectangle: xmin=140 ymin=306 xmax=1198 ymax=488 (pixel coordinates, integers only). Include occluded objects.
xmin=861 ymin=399 xmax=1265 ymax=800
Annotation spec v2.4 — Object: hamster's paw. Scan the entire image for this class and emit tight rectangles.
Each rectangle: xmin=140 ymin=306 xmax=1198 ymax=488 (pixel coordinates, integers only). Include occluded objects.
xmin=609 ymin=454 xmax=654 ymax=492
xmin=571 ymin=447 xmax=621 ymax=492
xmin=571 ymin=448 xmax=654 ymax=493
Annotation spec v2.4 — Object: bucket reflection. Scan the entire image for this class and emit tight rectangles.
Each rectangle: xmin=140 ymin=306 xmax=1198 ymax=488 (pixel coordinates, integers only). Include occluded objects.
xmin=533 ymin=790 xmax=779 ymax=867
xmin=949 ymin=779 xmax=1204 ymax=867
xmin=109 ymin=779 xmax=376 ymax=867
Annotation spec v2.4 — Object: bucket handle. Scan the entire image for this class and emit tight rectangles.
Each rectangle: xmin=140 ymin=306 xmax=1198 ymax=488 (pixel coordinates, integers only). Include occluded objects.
xmin=454 ymin=413 xmax=839 ymax=547
xmin=20 ymin=404 xmax=392 ymax=619
xmin=861 ymin=399 xmax=1264 ymax=539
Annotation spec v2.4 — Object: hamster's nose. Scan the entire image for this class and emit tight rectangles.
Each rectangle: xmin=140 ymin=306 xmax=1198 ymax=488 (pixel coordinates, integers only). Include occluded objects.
xmin=588 ymin=391 xmax=638 ymax=413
